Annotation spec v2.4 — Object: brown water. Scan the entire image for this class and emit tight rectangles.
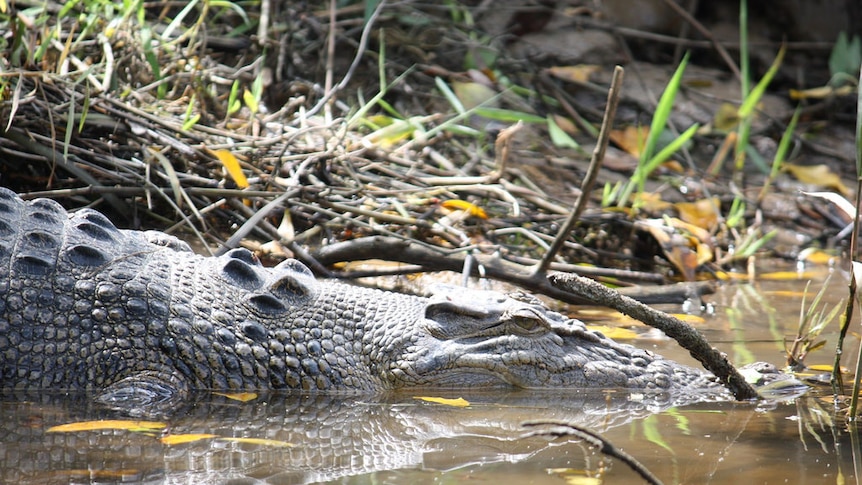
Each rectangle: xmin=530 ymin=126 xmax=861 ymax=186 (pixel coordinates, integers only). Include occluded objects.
xmin=1 ymin=262 xmax=860 ymax=485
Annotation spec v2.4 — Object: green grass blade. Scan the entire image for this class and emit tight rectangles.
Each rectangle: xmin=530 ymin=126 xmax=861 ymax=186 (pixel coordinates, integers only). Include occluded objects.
xmin=435 ymin=77 xmax=466 ymax=115
xmin=738 ymin=43 xmax=786 ymax=119
xmin=642 ymin=52 xmax=690 ymax=164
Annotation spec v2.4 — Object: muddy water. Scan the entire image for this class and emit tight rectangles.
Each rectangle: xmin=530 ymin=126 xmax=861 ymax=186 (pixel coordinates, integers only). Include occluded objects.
xmin=0 ymin=262 xmax=859 ymax=485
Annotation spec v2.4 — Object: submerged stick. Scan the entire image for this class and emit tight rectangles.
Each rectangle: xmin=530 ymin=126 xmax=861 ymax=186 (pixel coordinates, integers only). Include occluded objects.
xmin=523 ymin=420 xmax=665 ymax=485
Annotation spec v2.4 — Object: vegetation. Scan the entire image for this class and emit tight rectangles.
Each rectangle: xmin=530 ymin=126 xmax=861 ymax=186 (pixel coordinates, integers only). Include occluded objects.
xmin=0 ymin=1 xmax=860 ymax=412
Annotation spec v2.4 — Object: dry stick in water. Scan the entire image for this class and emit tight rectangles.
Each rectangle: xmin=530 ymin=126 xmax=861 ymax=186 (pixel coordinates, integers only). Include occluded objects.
xmin=523 ymin=420 xmax=665 ymax=485
xmin=548 ymin=272 xmax=758 ymax=400
xmin=535 ymin=65 xmax=624 ymax=275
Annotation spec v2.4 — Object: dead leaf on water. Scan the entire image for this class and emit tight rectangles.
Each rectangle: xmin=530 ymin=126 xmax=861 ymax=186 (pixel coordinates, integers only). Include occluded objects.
xmin=160 ymin=434 xmax=219 ymax=446
xmin=759 ymin=270 xmax=822 ymax=280
xmin=222 ymin=437 xmax=297 ymax=447
xmin=669 ymin=314 xmax=706 ymax=325
xmin=48 ymin=420 xmax=167 ymax=433
xmin=414 ymin=396 xmax=471 ymax=407
xmin=212 ymin=392 xmax=258 ymax=402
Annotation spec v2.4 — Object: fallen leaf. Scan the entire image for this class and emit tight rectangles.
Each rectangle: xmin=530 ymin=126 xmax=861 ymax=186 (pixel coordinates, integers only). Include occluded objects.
xmin=546 ymin=64 xmax=600 ymax=84
xmin=440 ymin=199 xmax=488 ymax=219
xmin=211 ymin=149 xmax=249 ymax=189
xmin=160 ymin=434 xmax=218 ymax=446
xmin=669 ymin=313 xmax=706 ymax=325
xmin=48 ymin=420 xmax=166 ymax=433
xmin=609 ymin=125 xmax=648 ymax=157
xmin=675 ymin=197 xmax=720 ymax=230
xmin=414 ymin=396 xmax=471 ymax=407
xmin=759 ymin=270 xmax=821 ymax=280
xmin=222 ymin=437 xmax=297 ymax=447
xmin=634 ymin=192 xmax=672 ymax=212
xmin=789 ymin=84 xmax=855 ymax=100
xmin=212 ymin=392 xmax=258 ymax=402
xmin=785 ymin=164 xmax=850 ymax=195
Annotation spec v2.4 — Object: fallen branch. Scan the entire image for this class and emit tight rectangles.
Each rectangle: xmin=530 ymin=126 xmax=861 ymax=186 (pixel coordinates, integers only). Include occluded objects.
xmin=548 ymin=271 xmax=757 ymax=400
xmin=312 ymin=235 xmax=714 ymax=305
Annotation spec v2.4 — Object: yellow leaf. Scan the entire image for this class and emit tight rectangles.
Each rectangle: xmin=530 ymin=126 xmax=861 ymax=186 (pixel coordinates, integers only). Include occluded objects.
xmin=212 ymin=392 xmax=258 ymax=402
xmin=635 ymin=192 xmax=672 ymax=212
xmin=211 ymin=149 xmax=249 ymax=189
xmin=807 ymin=364 xmax=842 ymax=372
xmin=222 ymin=437 xmax=296 ymax=447
xmin=586 ymin=325 xmax=640 ymax=340
xmin=414 ymin=396 xmax=471 ymax=407
xmin=785 ymin=164 xmax=850 ymax=195
xmin=48 ymin=420 xmax=166 ymax=433
xmin=609 ymin=125 xmax=648 ymax=157
xmin=797 ymin=248 xmax=836 ymax=265
xmin=675 ymin=197 xmax=720 ymax=230
xmin=160 ymin=434 xmax=218 ymax=445
xmin=242 ymin=89 xmax=258 ymax=113
xmin=789 ymin=84 xmax=855 ymax=100
xmin=546 ymin=65 xmax=601 ymax=84
xmin=759 ymin=270 xmax=821 ymax=280
xmin=440 ymin=199 xmax=488 ymax=219
xmin=669 ymin=313 xmax=706 ymax=325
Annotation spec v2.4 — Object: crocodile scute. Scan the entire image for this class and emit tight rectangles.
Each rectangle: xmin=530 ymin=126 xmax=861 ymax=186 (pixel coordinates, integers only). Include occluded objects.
xmin=0 ymin=187 xmax=743 ymax=406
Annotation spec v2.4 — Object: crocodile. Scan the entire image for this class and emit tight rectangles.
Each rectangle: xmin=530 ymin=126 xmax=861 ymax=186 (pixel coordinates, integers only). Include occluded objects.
xmin=0 ymin=187 xmax=757 ymax=406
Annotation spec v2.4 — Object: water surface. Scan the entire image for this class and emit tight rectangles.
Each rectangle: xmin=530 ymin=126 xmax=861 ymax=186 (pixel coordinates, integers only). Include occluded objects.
xmin=1 ymin=262 xmax=859 ymax=484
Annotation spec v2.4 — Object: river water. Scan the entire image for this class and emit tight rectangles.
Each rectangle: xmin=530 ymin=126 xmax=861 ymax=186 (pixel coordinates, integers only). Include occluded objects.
xmin=1 ymin=262 xmax=859 ymax=484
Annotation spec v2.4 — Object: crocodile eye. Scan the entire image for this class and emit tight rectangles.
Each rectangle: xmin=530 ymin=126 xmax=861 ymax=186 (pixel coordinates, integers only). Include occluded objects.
xmin=510 ymin=316 xmax=543 ymax=334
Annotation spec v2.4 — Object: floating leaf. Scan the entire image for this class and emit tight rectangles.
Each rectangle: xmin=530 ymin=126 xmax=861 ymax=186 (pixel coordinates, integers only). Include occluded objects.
xmin=440 ymin=199 xmax=488 ymax=219
xmin=759 ymin=271 xmax=821 ymax=280
xmin=222 ymin=437 xmax=297 ymax=447
xmin=785 ymin=164 xmax=850 ymax=195
xmin=414 ymin=396 xmax=471 ymax=407
xmin=160 ymin=434 xmax=218 ymax=445
xmin=48 ymin=420 xmax=166 ymax=433
xmin=546 ymin=64 xmax=600 ymax=83
xmin=212 ymin=391 xmax=258 ymax=402
xmin=796 ymin=248 xmax=837 ymax=265
xmin=211 ymin=149 xmax=249 ymax=189
xmin=669 ymin=314 xmax=706 ymax=325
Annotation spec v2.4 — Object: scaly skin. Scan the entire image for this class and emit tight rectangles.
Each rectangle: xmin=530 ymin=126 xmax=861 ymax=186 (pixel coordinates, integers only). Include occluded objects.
xmin=0 ymin=187 xmax=730 ymax=405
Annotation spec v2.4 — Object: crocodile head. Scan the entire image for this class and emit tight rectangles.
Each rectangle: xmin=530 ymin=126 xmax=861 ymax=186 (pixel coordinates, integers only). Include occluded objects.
xmin=397 ymin=285 xmax=702 ymax=390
